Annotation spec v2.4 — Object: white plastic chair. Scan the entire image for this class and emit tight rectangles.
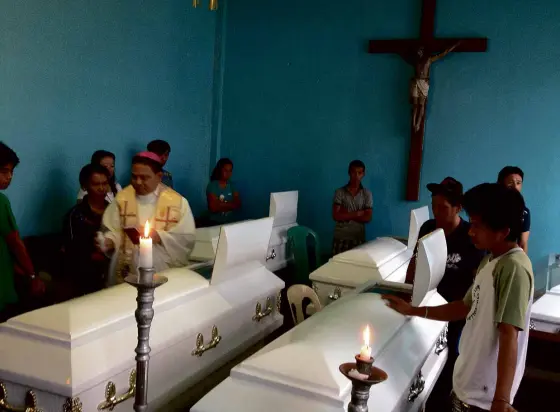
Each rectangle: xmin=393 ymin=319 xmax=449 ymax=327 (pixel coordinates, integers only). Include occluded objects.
xmin=287 ymin=284 xmax=323 ymax=325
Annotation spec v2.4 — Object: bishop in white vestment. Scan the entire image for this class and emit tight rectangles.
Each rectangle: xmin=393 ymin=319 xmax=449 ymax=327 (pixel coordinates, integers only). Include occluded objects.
xmin=102 ymin=151 xmax=196 ymax=284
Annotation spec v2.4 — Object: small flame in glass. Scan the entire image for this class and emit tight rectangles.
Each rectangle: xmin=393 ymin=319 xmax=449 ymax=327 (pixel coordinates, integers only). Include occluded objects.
xmin=144 ymin=221 xmax=150 ymax=238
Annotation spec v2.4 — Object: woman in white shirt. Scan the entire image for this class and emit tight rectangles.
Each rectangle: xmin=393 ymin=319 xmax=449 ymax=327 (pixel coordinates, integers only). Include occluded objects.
xmin=77 ymin=150 xmax=122 ymax=203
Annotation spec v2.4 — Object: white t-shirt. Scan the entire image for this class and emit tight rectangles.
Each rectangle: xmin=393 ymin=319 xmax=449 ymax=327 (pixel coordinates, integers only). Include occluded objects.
xmin=77 ymin=182 xmax=122 ymax=204
xmin=453 ymin=248 xmax=533 ymax=409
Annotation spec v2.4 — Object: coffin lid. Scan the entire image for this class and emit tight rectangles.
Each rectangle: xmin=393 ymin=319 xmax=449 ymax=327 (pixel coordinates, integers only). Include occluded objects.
xmin=411 ymin=229 xmax=447 ymax=306
xmin=1 ymin=268 xmax=208 ymax=344
xmin=407 ymin=206 xmax=430 ymax=249
xmin=195 ymin=225 xmax=222 ymax=243
xmin=191 ymin=221 xmax=251 ymax=261
xmin=332 ymin=237 xmax=407 ymax=269
xmin=269 ymin=191 xmax=298 ymax=228
xmin=211 ymin=217 xmax=274 ymax=285
xmin=232 ymin=294 xmax=405 ymax=402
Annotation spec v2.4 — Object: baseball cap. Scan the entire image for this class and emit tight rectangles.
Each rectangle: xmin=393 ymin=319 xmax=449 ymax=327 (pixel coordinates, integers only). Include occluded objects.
xmin=426 ymin=177 xmax=463 ymax=205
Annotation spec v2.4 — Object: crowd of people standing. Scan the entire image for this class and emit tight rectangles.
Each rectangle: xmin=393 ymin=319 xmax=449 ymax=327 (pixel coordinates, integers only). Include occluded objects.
xmin=0 ymin=140 xmax=242 ymax=321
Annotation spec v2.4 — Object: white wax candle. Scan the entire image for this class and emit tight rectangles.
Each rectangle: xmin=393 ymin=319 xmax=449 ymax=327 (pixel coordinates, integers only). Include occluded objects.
xmin=359 ymin=325 xmax=372 ymax=361
xmin=138 ymin=221 xmax=153 ymax=269
xmin=359 ymin=344 xmax=371 ymax=361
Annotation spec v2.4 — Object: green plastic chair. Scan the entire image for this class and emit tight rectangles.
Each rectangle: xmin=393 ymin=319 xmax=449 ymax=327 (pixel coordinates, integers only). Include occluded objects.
xmin=287 ymin=226 xmax=322 ymax=284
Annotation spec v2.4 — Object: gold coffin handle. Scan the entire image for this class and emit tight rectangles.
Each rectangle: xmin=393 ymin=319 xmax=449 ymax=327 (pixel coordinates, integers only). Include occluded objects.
xmin=328 ymin=287 xmax=342 ymax=301
xmin=252 ymin=297 xmax=273 ymax=322
xmin=97 ymin=369 xmax=136 ymax=411
xmin=192 ymin=325 xmax=222 ymax=357
xmin=0 ymin=383 xmax=41 ymax=412
xmin=63 ymin=397 xmax=83 ymax=412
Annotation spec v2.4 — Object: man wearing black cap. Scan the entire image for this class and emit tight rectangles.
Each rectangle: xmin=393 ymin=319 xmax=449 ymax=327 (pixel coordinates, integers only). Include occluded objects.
xmin=405 ymin=177 xmax=485 ymax=411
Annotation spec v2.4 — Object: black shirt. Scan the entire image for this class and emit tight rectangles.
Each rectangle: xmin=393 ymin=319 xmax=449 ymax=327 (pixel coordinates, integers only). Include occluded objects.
xmin=62 ymin=196 xmax=109 ymax=295
xmin=418 ymin=218 xmax=485 ymax=303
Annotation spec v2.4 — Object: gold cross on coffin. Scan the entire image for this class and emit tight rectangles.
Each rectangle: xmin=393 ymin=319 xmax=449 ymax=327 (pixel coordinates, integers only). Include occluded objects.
xmin=368 ymin=0 xmax=487 ymax=201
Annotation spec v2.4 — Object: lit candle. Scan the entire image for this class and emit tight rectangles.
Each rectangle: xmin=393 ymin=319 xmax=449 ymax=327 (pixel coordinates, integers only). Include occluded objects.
xmin=139 ymin=221 xmax=153 ymax=269
xmin=359 ymin=325 xmax=372 ymax=361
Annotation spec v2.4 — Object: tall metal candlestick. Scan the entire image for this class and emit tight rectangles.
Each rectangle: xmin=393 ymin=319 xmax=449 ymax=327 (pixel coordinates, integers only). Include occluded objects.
xmin=125 ymin=267 xmax=168 ymax=412
xmin=339 ymin=355 xmax=388 ymax=412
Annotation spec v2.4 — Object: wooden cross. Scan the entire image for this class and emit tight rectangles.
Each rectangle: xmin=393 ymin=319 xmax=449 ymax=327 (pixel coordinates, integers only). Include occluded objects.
xmin=369 ymin=0 xmax=487 ymax=201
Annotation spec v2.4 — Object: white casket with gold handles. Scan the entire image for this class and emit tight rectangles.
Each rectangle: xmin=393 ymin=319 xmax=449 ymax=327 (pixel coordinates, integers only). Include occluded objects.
xmin=0 ymin=218 xmax=284 ymax=412
xmin=193 ymin=229 xmax=448 ymax=412
xmin=190 ymin=191 xmax=299 ymax=273
xmin=310 ymin=206 xmax=429 ymax=307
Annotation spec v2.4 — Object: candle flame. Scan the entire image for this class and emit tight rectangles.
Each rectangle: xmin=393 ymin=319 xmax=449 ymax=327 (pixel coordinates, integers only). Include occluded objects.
xmin=144 ymin=221 xmax=150 ymax=238
xmin=363 ymin=325 xmax=370 ymax=347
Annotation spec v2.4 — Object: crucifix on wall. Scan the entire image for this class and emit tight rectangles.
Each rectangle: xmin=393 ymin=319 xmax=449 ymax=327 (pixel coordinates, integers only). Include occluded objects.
xmin=369 ymin=0 xmax=488 ymax=201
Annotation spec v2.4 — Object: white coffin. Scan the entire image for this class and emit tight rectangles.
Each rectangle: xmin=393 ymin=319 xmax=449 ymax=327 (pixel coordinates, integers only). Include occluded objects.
xmin=191 ymin=191 xmax=299 ymax=273
xmin=530 ymin=291 xmax=560 ymax=334
xmin=310 ymin=206 xmax=429 ymax=307
xmin=0 ymin=218 xmax=284 ymax=412
xmin=529 ymin=253 xmax=560 ymax=334
xmin=193 ymin=230 xmax=449 ymax=412
xmin=266 ymin=191 xmax=299 ymax=272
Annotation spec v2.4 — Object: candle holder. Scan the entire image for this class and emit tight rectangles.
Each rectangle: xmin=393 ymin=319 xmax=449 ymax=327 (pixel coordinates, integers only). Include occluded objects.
xmin=339 ymin=355 xmax=388 ymax=412
xmin=125 ymin=267 xmax=168 ymax=412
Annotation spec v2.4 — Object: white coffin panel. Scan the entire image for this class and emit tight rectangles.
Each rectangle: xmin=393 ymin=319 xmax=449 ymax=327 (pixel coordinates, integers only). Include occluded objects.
xmin=412 ymin=229 xmax=447 ymax=306
xmin=266 ymin=241 xmax=290 ymax=272
xmin=148 ymin=271 xmax=284 ymax=410
xmin=267 ymin=191 xmax=299 ymax=271
xmin=269 ymin=191 xmax=298 ymax=228
xmin=408 ymin=206 xmax=430 ymax=249
xmin=531 ymin=293 xmax=560 ymax=325
xmin=211 ymin=218 xmax=274 ymax=285
xmin=191 ymin=226 xmax=222 ymax=262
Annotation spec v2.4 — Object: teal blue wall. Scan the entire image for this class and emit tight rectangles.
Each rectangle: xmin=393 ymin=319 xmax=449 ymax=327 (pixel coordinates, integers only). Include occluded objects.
xmin=1 ymin=1 xmax=217 ymax=235
xmin=219 ymin=0 xmax=560 ymax=286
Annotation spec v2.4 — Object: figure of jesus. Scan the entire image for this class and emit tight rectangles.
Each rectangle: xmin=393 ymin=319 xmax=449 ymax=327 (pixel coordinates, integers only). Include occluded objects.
xmin=100 ymin=152 xmax=196 ymax=285
xmin=406 ymin=42 xmax=459 ymax=132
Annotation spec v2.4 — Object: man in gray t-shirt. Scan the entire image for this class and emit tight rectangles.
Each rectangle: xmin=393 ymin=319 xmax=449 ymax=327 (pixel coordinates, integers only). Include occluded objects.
xmin=332 ymin=160 xmax=373 ymax=255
